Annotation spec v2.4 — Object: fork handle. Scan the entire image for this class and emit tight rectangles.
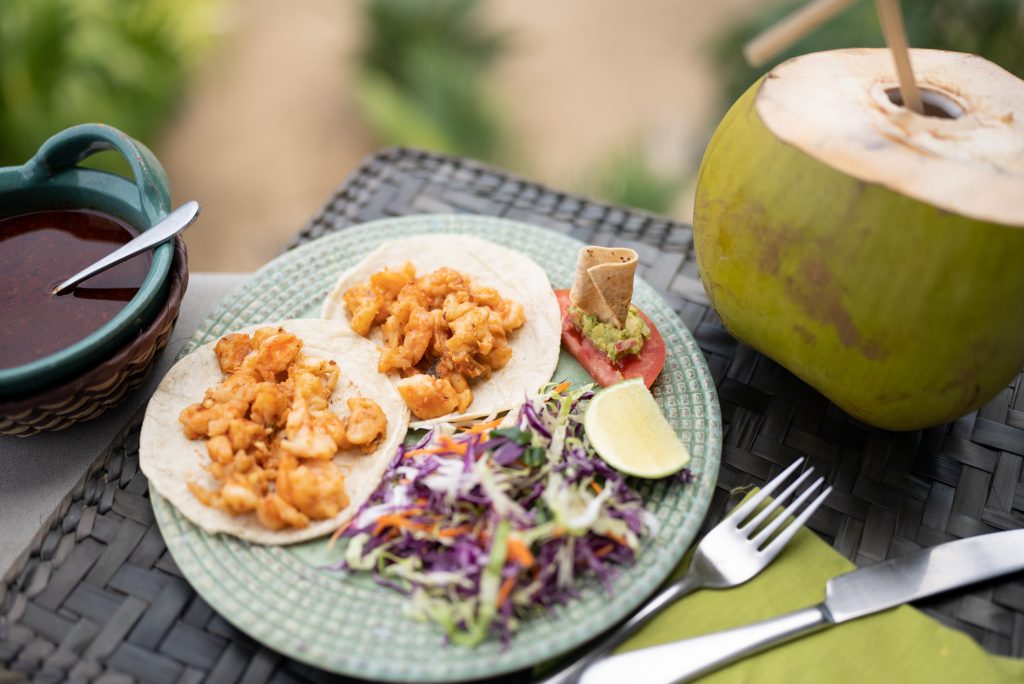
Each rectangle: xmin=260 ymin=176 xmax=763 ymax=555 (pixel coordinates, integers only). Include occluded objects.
xmin=537 ymin=574 xmax=702 ymax=684
xmin=578 ymin=605 xmax=831 ymax=684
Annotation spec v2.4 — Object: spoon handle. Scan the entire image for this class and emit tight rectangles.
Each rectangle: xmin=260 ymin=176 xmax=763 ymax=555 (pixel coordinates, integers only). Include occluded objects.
xmin=53 ymin=200 xmax=200 ymax=295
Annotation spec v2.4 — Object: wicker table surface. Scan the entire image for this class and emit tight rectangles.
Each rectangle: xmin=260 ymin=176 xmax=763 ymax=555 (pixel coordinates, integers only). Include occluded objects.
xmin=2 ymin=147 xmax=1022 ymax=683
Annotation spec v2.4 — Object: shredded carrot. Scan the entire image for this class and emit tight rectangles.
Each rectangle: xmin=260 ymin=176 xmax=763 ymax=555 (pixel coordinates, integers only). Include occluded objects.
xmin=438 ymin=434 xmax=468 ymax=455
xmin=459 ymin=417 xmax=504 ymax=434
xmin=552 ymin=525 xmax=565 ymax=538
xmin=403 ymin=446 xmax=448 ymax=459
xmin=590 ymin=481 xmax=603 ymax=494
xmin=405 ymin=435 xmax=465 ymax=458
xmin=554 ymin=381 xmax=571 ymax=393
xmin=375 ymin=517 xmax=433 ymax=535
xmin=373 ymin=515 xmax=402 ymax=535
xmin=605 ymin=532 xmax=628 ymax=547
xmin=326 ymin=519 xmax=352 ymax=549
xmin=372 ymin=508 xmax=426 ymax=535
xmin=594 ymin=544 xmax=614 ymax=557
xmin=506 ymin=536 xmax=535 ymax=568
xmin=436 ymin=524 xmax=472 ymax=538
xmin=403 ymin=435 xmax=469 ymax=458
xmin=497 ymin=575 xmax=517 ymax=608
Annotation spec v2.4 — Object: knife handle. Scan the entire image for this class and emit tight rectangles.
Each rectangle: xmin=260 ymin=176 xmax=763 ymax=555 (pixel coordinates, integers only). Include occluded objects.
xmin=538 ymin=574 xmax=702 ymax=684
xmin=578 ymin=604 xmax=831 ymax=684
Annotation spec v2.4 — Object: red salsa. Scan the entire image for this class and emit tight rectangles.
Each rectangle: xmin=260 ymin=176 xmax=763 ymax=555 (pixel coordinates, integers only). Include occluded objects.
xmin=0 ymin=210 xmax=151 ymax=369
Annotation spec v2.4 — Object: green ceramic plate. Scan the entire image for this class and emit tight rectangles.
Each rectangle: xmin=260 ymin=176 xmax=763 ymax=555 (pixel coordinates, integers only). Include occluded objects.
xmin=150 ymin=214 xmax=722 ymax=682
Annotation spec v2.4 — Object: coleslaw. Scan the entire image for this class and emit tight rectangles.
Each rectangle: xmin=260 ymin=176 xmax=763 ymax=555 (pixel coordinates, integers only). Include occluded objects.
xmin=330 ymin=382 xmax=673 ymax=646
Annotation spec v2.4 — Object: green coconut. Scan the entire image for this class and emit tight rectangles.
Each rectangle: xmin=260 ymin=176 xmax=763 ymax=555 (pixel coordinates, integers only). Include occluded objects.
xmin=693 ymin=48 xmax=1024 ymax=431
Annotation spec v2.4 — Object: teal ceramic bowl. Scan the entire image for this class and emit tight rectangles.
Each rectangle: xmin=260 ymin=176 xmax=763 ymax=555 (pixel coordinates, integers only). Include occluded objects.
xmin=0 ymin=124 xmax=176 ymax=401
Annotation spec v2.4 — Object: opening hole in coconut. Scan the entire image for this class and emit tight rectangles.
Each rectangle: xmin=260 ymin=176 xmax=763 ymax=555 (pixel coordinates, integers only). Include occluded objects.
xmin=885 ymin=87 xmax=963 ymax=119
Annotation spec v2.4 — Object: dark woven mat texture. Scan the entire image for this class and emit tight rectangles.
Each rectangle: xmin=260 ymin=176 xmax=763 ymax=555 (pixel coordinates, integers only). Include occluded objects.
xmin=2 ymin=147 xmax=1022 ymax=683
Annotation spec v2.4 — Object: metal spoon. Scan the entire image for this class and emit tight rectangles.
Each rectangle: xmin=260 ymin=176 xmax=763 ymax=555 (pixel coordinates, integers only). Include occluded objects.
xmin=52 ymin=200 xmax=200 ymax=295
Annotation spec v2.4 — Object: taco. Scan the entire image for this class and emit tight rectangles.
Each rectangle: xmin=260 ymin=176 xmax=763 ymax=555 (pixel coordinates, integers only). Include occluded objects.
xmin=140 ymin=318 xmax=409 ymax=545
xmin=321 ymin=234 xmax=561 ymax=427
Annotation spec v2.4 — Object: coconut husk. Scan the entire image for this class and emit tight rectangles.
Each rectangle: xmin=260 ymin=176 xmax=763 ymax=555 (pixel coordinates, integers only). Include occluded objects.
xmin=568 ymin=246 xmax=639 ymax=328
xmin=755 ymin=49 xmax=1024 ymax=226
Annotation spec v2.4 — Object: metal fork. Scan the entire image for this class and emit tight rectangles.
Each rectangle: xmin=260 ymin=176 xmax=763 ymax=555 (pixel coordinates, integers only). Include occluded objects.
xmin=538 ymin=458 xmax=832 ymax=684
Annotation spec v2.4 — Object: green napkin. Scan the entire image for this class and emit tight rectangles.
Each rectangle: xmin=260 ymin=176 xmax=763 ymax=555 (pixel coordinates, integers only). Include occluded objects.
xmin=615 ymin=495 xmax=1024 ymax=683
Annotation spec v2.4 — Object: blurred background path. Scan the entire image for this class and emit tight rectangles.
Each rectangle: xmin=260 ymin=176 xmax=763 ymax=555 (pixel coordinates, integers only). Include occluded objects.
xmin=159 ymin=0 xmax=759 ymax=271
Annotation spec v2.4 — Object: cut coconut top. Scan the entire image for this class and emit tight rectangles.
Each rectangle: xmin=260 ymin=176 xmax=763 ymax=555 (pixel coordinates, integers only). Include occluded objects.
xmin=756 ymin=48 xmax=1024 ymax=227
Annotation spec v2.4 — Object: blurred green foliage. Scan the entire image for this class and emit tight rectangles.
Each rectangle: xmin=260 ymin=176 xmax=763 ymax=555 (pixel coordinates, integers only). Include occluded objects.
xmin=714 ymin=0 xmax=1024 ymax=111
xmin=356 ymin=0 xmax=688 ymax=213
xmin=0 ymin=0 xmax=220 ymax=167
xmin=587 ymin=144 xmax=683 ymax=216
xmin=354 ymin=0 xmax=1024 ymax=217
xmin=355 ymin=0 xmax=508 ymax=162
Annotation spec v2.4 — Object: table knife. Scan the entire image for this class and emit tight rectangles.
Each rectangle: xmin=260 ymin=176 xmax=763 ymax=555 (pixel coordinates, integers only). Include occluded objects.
xmin=580 ymin=529 xmax=1024 ymax=684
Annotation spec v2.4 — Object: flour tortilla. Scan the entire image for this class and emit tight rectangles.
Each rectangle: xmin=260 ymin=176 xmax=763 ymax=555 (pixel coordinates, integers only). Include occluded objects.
xmin=569 ymin=246 xmax=638 ymax=328
xmin=140 ymin=318 xmax=410 ymax=545
xmin=321 ymin=235 xmax=561 ymax=428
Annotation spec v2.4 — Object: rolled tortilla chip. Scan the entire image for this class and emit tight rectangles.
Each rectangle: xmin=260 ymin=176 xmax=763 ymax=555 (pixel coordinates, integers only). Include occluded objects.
xmin=569 ymin=246 xmax=639 ymax=328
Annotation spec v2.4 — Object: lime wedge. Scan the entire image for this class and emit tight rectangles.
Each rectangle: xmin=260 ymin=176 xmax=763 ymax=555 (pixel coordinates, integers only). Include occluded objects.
xmin=584 ymin=378 xmax=690 ymax=478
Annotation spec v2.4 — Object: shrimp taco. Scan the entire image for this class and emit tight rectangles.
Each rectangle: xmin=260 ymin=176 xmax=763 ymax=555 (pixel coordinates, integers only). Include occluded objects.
xmin=140 ymin=318 xmax=409 ymax=545
xmin=321 ymin=234 xmax=561 ymax=427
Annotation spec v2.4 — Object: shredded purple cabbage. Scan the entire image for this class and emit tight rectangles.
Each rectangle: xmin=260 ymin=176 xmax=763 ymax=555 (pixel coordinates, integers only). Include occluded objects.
xmin=328 ymin=382 xmax=688 ymax=646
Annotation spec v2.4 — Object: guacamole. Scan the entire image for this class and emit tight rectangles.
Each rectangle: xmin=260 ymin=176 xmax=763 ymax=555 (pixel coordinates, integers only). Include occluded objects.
xmin=569 ymin=305 xmax=650 ymax=363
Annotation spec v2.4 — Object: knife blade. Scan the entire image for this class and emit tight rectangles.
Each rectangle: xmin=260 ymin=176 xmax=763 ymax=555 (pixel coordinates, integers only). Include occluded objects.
xmin=825 ymin=528 xmax=1024 ymax=622
xmin=580 ymin=529 xmax=1024 ymax=684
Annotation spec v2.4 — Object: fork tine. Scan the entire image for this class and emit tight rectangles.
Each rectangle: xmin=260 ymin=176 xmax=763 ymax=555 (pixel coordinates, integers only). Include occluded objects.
xmin=758 ymin=484 xmax=833 ymax=557
xmin=750 ymin=476 xmax=825 ymax=548
xmin=739 ymin=468 xmax=814 ymax=532
xmin=724 ymin=458 xmax=804 ymax=526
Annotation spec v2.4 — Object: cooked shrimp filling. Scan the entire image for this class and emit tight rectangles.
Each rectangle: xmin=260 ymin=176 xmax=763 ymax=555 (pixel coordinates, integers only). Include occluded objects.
xmin=180 ymin=327 xmax=388 ymax=530
xmin=343 ymin=264 xmax=525 ymax=419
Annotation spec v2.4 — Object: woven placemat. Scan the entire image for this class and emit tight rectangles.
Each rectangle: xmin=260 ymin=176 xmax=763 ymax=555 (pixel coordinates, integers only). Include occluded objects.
xmin=2 ymin=147 xmax=1022 ymax=683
